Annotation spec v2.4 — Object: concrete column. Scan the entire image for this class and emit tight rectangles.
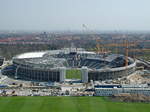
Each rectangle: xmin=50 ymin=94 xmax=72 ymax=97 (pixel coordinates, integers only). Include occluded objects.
xmin=59 ymin=67 xmax=66 ymax=82
xmin=81 ymin=66 xmax=88 ymax=83
xmin=15 ymin=66 xmax=19 ymax=79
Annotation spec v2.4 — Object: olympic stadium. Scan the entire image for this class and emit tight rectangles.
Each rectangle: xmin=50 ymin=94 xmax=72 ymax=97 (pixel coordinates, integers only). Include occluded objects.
xmin=2 ymin=48 xmax=136 ymax=83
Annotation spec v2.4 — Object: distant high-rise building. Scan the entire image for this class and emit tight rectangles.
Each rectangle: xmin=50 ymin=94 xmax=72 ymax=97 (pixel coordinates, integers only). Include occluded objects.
xmin=40 ymin=32 xmax=48 ymax=38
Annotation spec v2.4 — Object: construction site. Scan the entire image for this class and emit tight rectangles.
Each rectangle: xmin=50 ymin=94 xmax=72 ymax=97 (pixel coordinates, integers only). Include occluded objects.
xmin=1 ymin=45 xmax=136 ymax=82
xmin=0 ymin=34 xmax=149 ymax=97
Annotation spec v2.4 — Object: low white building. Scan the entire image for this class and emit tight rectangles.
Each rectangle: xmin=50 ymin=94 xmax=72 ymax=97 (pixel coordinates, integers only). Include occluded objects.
xmin=95 ymin=84 xmax=150 ymax=96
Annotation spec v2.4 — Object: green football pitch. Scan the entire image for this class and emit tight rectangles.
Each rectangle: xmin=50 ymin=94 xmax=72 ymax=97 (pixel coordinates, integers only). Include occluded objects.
xmin=66 ymin=69 xmax=81 ymax=79
xmin=0 ymin=96 xmax=150 ymax=112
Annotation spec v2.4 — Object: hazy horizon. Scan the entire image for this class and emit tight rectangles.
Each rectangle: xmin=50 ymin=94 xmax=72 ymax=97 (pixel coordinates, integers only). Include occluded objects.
xmin=0 ymin=0 xmax=150 ymax=31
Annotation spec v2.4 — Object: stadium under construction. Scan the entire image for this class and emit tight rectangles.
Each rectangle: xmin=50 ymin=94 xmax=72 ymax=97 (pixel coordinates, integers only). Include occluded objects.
xmin=2 ymin=48 xmax=136 ymax=83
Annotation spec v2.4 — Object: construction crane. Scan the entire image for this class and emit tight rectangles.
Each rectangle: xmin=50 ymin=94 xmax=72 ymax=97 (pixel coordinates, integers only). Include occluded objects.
xmin=128 ymin=48 xmax=150 ymax=52
xmin=96 ymin=39 xmax=106 ymax=54
xmin=128 ymin=48 xmax=150 ymax=61
xmin=96 ymin=39 xmax=101 ymax=54
xmin=108 ymin=41 xmax=150 ymax=65
xmin=103 ymin=40 xmax=137 ymax=66
xmin=124 ymin=40 xmax=129 ymax=66
xmin=82 ymin=24 xmax=106 ymax=54
xmin=103 ymin=42 xmax=136 ymax=47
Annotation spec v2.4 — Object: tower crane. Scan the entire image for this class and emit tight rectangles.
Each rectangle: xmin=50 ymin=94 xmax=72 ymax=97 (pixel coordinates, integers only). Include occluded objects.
xmin=82 ymin=24 xmax=108 ymax=54
xmin=103 ymin=40 xmax=137 ymax=67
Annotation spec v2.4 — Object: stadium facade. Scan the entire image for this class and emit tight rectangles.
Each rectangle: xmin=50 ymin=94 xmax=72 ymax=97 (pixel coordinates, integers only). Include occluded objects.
xmin=0 ymin=56 xmax=4 ymax=66
xmin=2 ymin=48 xmax=136 ymax=83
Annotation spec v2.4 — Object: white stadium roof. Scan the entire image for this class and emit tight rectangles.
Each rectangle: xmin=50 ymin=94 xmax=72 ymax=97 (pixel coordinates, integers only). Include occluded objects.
xmin=16 ymin=51 xmax=46 ymax=59
xmin=15 ymin=49 xmax=96 ymax=59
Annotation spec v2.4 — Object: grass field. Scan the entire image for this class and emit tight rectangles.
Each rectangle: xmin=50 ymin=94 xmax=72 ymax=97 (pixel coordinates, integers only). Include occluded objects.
xmin=0 ymin=96 xmax=150 ymax=112
xmin=66 ymin=69 xmax=81 ymax=79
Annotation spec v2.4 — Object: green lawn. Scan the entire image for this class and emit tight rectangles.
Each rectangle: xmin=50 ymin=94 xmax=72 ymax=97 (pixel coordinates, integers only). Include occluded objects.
xmin=0 ymin=96 xmax=150 ymax=112
xmin=66 ymin=69 xmax=81 ymax=79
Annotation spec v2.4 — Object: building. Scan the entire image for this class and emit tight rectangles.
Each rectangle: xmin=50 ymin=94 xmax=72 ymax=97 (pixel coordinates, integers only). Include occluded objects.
xmin=95 ymin=84 xmax=150 ymax=96
xmin=2 ymin=48 xmax=136 ymax=83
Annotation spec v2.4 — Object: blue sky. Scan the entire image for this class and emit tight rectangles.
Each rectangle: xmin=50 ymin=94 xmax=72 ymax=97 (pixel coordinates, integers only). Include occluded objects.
xmin=0 ymin=0 xmax=150 ymax=31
